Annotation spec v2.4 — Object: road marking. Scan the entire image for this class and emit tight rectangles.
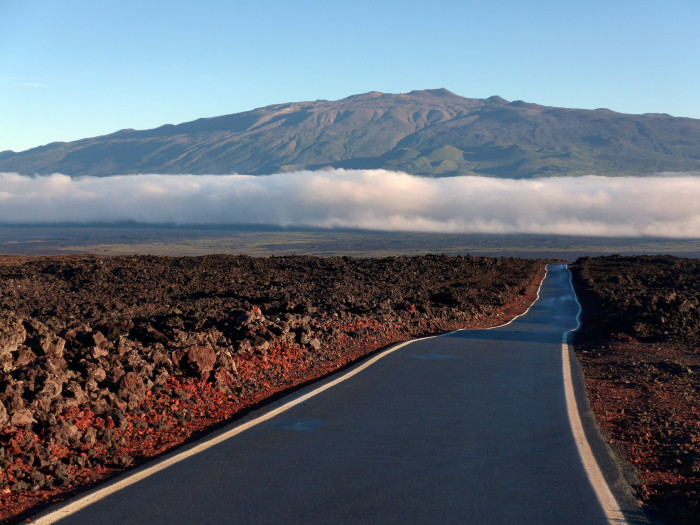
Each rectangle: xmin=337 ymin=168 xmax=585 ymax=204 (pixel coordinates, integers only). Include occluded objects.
xmin=562 ymin=266 xmax=628 ymax=525
xmin=31 ymin=268 xmax=549 ymax=524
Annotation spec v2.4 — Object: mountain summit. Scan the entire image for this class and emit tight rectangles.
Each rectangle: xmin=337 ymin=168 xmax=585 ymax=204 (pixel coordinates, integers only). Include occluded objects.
xmin=2 ymin=89 xmax=700 ymax=177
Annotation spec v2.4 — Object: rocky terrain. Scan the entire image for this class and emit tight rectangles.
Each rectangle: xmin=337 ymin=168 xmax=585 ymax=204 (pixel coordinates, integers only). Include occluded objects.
xmin=571 ymin=255 xmax=700 ymax=525
xmin=0 ymin=254 xmax=544 ymax=522
xmin=2 ymin=89 xmax=700 ymax=177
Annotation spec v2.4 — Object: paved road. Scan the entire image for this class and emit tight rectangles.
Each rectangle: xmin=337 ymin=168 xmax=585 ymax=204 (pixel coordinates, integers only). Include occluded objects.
xmin=36 ymin=264 xmax=646 ymax=524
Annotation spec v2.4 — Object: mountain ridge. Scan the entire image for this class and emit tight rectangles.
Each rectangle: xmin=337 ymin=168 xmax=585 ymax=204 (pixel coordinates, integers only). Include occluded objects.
xmin=2 ymin=89 xmax=700 ymax=177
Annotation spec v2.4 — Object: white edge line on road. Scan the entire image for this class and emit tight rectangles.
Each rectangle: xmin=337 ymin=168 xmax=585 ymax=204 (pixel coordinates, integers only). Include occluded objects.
xmin=32 ymin=265 xmax=549 ymax=524
xmin=562 ymin=266 xmax=628 ymax=525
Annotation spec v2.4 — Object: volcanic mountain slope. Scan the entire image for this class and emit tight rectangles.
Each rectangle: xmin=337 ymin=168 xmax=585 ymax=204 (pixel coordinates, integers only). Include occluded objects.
xmin=2 ymin=89 xmax=700 ymax=177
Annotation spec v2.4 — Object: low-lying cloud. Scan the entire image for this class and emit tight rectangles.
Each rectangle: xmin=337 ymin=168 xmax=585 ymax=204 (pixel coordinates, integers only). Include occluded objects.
xmin=1 ymin=170 xmax=699 ymax=237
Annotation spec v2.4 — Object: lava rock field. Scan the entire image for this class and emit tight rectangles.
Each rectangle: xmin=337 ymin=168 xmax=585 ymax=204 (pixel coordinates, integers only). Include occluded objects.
xmin=0 ymin=254 xmax=544 ymax=522
xmin=571 ymin=255 xmax=700 ymax=525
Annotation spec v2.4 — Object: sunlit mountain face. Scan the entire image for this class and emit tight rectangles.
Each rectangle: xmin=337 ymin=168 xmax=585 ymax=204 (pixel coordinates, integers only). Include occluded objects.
xmin=2 ymin=89 xmax=700 ymax=178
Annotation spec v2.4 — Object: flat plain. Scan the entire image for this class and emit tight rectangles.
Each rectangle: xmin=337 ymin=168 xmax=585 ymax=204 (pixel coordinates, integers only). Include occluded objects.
xmin=1 ymin=225 xmax=700 ymax=259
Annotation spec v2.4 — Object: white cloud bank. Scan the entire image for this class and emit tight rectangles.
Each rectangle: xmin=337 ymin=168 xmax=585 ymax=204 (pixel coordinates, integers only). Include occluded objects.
xmin=1 ymin=170 xmax=699 ymax=237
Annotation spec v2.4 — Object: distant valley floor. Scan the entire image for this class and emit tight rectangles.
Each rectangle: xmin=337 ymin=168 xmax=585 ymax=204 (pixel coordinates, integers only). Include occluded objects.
xmin=1 ymin=225 xmax=700 ymax=259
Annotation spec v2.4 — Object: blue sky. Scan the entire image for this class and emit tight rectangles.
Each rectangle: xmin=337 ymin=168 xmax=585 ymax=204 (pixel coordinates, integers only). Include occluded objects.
xmin=2 ymin=0 xmax=699 ymax=153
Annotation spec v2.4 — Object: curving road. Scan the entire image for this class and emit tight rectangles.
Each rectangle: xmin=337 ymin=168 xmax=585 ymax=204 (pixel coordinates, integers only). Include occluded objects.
xmin=34 ymin=264 xmax=648 ymax=524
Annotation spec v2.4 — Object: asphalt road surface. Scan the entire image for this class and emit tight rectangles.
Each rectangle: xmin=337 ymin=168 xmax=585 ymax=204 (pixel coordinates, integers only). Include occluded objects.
xmin=35 ymin=264 xmax=647 ymax=524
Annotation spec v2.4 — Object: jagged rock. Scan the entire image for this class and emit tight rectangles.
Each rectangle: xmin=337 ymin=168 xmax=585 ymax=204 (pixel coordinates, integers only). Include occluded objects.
xmin=39 ymin=377 xmax=63 ymax=400
xmin=47 ymin=421 xmax=82 ymax=446
xmin=11 ymin=480 xmax=29 ymax=493
xmin=97 ymin=319 xmax=134 ymax=340
xmin=51 ymin=462 xmax=73 ymax=486
xmin=89 ymin=331 xmax=109 ymax=348
xmin=98 ymin=427 xmax=116 ymax=448
xmin=31 ymin=394 xmax=53 ymax=414
xmin=134 ymin=324 xmax=169 ymax=345
xmin=107 ymin=391 xmax=127 ymax=412
xmin=28 ymin=469 xmax=46 ymax=490
xmin=45 ymin=337 xmax=66 ymax=358
xmin=270 ymin=322 xmax=290 ymax=336
xmin=84 ymin=378 xmax=99 ymax=393
xmin=185 ymin=345 xmax=217 ymax=378
xmin=89 ymin=396 xmax=110 ymax=416
xmin=116 ymin=454 xmax=133 ymax=468
xmin=137 ymin=361 xmax=154 ymax=379
xmin=110 ymin=410 xmax=128 ymax=430
xmin=172 ymin=388 xmax=190 ymax=401
xmin=117 ymin=372 xmax=147 ymax=407
xmin=251 ymin=336 xmax=270 ymax=353
xmin=237 ymin=338 xmax=253 ymax=354
xmin=14 ymin=346 xmax=35 ymax=367
xmin=43 ymin=357 xmax=68 ymax=376
xmin=109 ymin=366 xmax=126 ymax=384
xmin=0 ymin=312 xmax=26 ymax=352
xmin=0 ymin=349 xmax=14 ymax=373
xmin=152 ymin=348 xmax=172 ymax=366
xmin=91 ymin=346 xmax=110 ymax=359
xmin=10 ymin=408 xmax=36 ymax=427
xmin=153 ymin=369 xmax=170 ymax=386
xmin=0 ymin=400 xmax=8 ymax=426
xmin=62 ymin=328 xmax=82 ymax=347
xmin=234 ymin=306 xmax=264 ymax=327
xmin=170 ymin=348 xmax=185 ymax=368
xmin=64 ymin=381 xmax=88 ymax=406
xmin=86 ymin=364 xmax=106 ymax=383
xmin=213 ymin=369 xmax=236 ymax=393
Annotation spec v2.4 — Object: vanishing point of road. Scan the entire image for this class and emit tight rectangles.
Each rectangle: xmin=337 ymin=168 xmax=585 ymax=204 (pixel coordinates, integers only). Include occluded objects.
xmin=33 ymin=264 xmax=648 ymax=524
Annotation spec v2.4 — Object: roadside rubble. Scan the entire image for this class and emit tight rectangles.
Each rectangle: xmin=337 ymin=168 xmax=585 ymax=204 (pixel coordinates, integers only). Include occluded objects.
xmin=0 ymin=253 xmax=544 ymax=522
xmin=571 ymin=255 xmax=700 ymax=525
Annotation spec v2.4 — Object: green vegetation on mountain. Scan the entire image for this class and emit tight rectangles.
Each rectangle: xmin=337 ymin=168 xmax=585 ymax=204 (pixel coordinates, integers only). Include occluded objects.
xmin=2 ymin=89 xmax=700 ymax=177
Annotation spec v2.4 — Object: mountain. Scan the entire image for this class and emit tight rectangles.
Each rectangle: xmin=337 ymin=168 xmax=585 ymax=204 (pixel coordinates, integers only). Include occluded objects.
xmin=2 ymin=89 xmax=700 ymax=177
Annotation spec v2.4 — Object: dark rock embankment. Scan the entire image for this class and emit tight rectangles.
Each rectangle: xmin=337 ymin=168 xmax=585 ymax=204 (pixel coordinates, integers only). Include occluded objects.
xmin=571 ymin=255 xmax=700 ymax=525
xmin=0 ymin=254 xmax=544 ymax=522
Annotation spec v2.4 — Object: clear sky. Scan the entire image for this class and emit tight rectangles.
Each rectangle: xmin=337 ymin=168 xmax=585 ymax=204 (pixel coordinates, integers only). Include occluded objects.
xmin=1 ymin=0 xmax=699 ymax=153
